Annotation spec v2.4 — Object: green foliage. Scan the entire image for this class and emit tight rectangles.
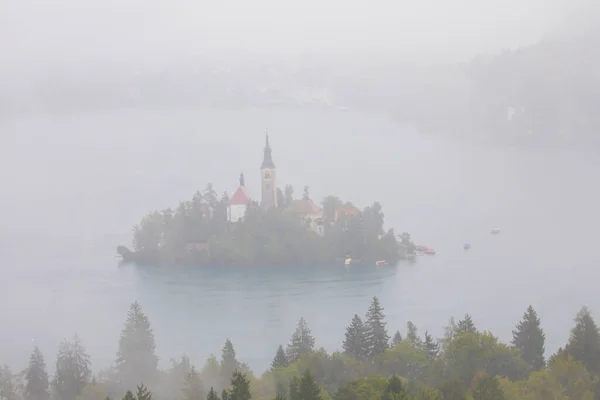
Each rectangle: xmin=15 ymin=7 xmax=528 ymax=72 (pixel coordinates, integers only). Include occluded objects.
xmin=422 ymin=332 xmax=439 ymax=361
xmin=405 ymin=322 xmax=421 ymax=349
xmin=220 ymin=340 xmax=240 ymax=390
xmin=25 ymin=347 xmax=49 ymax=400
xmin=206 ymin=387 xmax=220 ymax=400
xmin=511 ymin=305 xmax=545 ymax=371
xmin=382 ymin=374 xmax=409 ymax=400
xmin=122 ymin=391 xmax=135 ymax=400
xmin=115 ymin=302 xmax=158 ymax=390
xmin=342 ymin=315 xmax=368 ymax=362
xmin=456 ymin=315 xmax=476 ymax=335
xmin=298 ymin=370 xmax=322 ymax=400
xmin=391 ymin=331 xmax=403 ymax=348
xmin=182 ymin=367 xmax=205 ymax=400
xmin=54 ymin=335 xmax=92 ymax=400
xmin=471 ymin=374 xmax=504 ymax=400
xmin=227 ymin=372 xmax=251 ymax=400
xmin=286 ymin=318 xmax=316 ymax=364
xmin=365 ymin=297 xmax=390 ymax=359
xmin=135 ymin=385 xmax=151 ymax=400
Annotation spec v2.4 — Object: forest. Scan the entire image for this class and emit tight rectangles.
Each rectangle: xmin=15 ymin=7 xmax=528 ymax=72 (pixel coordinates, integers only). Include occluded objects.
xmin=3 ymin=298 xmax=600 ymax=400
xmin=119 ymin=184 xmax=414 ymax=268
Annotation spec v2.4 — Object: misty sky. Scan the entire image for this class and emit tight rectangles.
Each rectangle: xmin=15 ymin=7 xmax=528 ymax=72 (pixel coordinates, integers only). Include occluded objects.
xmin=2 ymin=0 xmax=597 ymax=78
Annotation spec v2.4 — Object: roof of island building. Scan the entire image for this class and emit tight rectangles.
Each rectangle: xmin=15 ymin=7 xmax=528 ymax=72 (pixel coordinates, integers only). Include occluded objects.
xmin=230 ymin=172 xmax=251 ymax=205
xmin=286 ymin=199 xmax=323 ymax=214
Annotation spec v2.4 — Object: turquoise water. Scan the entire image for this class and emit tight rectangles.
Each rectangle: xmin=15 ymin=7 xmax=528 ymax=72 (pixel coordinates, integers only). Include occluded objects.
xmin=1 ymin=107 xmax=599 ymax=373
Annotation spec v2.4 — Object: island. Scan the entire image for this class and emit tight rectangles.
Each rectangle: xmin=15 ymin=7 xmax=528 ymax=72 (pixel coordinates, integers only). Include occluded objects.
xmin=117 ymin=135 xmax=416 ymax=267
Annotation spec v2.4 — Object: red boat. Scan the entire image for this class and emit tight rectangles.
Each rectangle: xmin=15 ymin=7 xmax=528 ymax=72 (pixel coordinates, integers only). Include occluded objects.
xmin=425 ymin=248 xmax=436 ymax=255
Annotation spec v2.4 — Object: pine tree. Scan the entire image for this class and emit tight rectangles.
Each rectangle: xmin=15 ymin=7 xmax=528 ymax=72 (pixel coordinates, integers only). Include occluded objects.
xmin=342 ymin=314 xmax=368 ymax=361
xmin=182 ymin=366 xmax=205 ymax=400
xmin=0 ymin=366 xmax=21 ymax=400
xmin=123 ymin=391 xmax=135 ymax=400
xmin=298 ymin=370 xmax=321 ymax=400
xmin=456 ymin=314 xmax=476 ymax=334
xmin=391 ymin=331 xmax=403 ymax=347
xmin=115 ymin=302 xmax=158 ymax=389
xmin=364 ymin=297 xmax=390 ymax=358
xmin=54 ymin=335 xmax=91 ymax=400
xmin=423 ymin=331 xmax=440 ymax=360
xmin=288 ymin=377 xmax=300 ymax=400
xmin=228 ymin=372 xmax=251 ymax=400
xmin=565 ymin=306 xmax=600 ymax=374
xmin=206 ymin=387 xmax=220 ymax=400
xmin=286 ymin=318 xmax=315 ymax=363
xmin=406 ymin=322 xmax=422 ymax=349
xmin=271 ymin=345 xmax=289 ymax=369
xmin=24 ymin=346 xmax=49 ymax=400
xmin=511 ymin=305 xmax=546 ymax=370
xmin=135 ymin=385 xmax=152 ymax=400
xmin=221 ymin=390 xmax=229 ymax=400
xmin=220 ymin=340 xmax=239 ymax=389
xmin=471 ymin=375 xmax=504 ymax=400
xmin=383 ymin=374 xmax=409 ymax=400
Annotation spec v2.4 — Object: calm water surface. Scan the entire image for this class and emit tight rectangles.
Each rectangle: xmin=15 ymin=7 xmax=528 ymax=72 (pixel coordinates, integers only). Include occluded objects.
xmin=1 ymin=107 xmax=599 ymax=373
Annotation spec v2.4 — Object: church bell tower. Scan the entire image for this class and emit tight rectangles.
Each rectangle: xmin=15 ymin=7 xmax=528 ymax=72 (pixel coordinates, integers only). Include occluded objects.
xmin=260 ymin=133 xmax=277 ymax=208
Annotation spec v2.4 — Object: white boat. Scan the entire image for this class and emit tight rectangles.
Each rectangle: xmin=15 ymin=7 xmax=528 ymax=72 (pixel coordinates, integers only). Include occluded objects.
xmin=491 ymin=228 xmax=501 ymax=234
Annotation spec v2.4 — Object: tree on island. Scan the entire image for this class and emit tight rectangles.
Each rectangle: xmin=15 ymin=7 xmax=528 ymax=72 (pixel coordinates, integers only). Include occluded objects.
xmin=220 ymin=340 xmax=240 ymax=390
xmin=271 ymin=345 xmax=289 ymax=369
xmin=286 ymin=318 xmax=316 ymax=363
xmin=365 ymin=297 xmax=390 ymax=358
xmin=24 ymin=347 xmax=49 ymax=400
xmin=406 ymin=321 xmax=422 ymax=349
xmin=115 ymin=302 xmax=158 ymax=390
xmin=511 ymin=305 xmax=545 ymax=370
xmin=565 ymin=306 xmax=600 ymax=375
xmin=298 ymin=369 xmax=322 ymax=400
xmin=226 ymin=372 xmax=251 ymax=400
xmin=391 ymin=331 xmax=403 ymax=347
xmin=456 ymin=314 xmax=477 ymax=335
xmin=53 ymin=335 xmax=91 ymax=400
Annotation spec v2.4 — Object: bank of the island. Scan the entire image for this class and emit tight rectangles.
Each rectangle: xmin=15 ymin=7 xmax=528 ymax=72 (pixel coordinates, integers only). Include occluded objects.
xmin=117 ymin=134 xmax=417 ymax=268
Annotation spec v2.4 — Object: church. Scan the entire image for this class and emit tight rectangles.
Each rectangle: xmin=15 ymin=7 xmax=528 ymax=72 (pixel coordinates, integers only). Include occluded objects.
xmin=226 ymin=134 xmax=324 ymax=236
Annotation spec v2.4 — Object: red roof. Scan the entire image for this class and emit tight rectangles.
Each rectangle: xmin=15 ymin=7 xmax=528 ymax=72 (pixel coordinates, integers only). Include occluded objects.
xmin=286 ymin=199 xmax=323 ymax=214
xmin=230 ymin=186 xmax=250 ymax=205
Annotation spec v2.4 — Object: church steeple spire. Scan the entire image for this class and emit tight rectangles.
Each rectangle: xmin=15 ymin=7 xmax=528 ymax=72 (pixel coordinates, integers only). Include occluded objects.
xmin=261 ymin=130 xmax=275 ymax=169
xmin=239 ymin=171 xmax=245 ymax=187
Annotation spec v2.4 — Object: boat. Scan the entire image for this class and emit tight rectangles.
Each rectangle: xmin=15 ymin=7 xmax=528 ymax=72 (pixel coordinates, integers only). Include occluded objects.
xmin=491 ymin=228 xmax=501 ymax=235
xmin=375 ymin=260 xmax=388 ymax=266
xmin=463 ymin=243 xmax=471 ymax=250
xmin=425 ymin=248 xmax=436 ymax=255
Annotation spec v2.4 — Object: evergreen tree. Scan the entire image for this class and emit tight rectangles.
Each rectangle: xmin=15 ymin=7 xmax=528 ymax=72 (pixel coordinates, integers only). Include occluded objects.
xmin=182 ymin=366 xmax=205 ymax=400
xmin=288 ymin=377 xmax=300 ymax=400
xmin=456 ymin=314 xmax=476 ymax=334
xmin=115 ymin=302 xmax=158 ymax=389
xmin=383 ymin=374 xmax=408 ymax=400
xmin=24 ymin=346 xmax=49 ymax=400
xmin=423 ymin=331 xmax=440 ymax=360
xmin=435 ymin=380 xmax=466 ymax=400
xmin=221 ymin=390 xmax=229 ymax=400
xmin=298 ymin=370 xmax=321 ymax=400
xmin=286 ymin=318 xmax=315 ymax=363
xmin=54 ymin=335 xmax=91 ymax=400
xmin=342 ymin=314 xmax=368 ymax=361
xmin=471 ymin=375 xmax=504 ymax=400
xmin=406 ymin=322 xmax=421 ymax=349
xmin=206 ymin=387 xmax=220 ymax=400
xmin=122 ymin=391 xmax=135 ymax=400
xmin=511 ymin=305 xmax=546 ymax=370
xmin=391 ymin=331 xmax=403 ymax=347
xmin=565 ymin=306 xmax=600 ymax=374
xmin=228 ymin=372 xmax=251 ymax=400
xmin=364 ymin=297 xmax=390 ymax=358
xmin=135 ymin=385 xmax=152 ymax=400
xmin=220 ymin=340 xmax=239 ymax=389
xmin=271 ymin=346 xmax=289 ymax=369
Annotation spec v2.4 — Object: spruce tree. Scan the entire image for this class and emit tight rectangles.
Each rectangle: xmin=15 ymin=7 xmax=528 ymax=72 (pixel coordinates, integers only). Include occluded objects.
xmin=456 ymin=314 xmax=476 ymax=334
xmin=221 ymin=390 xmax=229 ymax=400
xmin=182 ymin=366 xmax=205 ymax=400
xmin=115 ymin=302 xmax=158 ymax=389
xmin=383 ymin=374 xmax=408 ymax=400
xmin=286 ymin=318 xmax=315 ymax=363
xmin=298 ymin=370 xmax=321 ymax=400
xmin=342 ymin=314 xmax=368 ymax=361
xmin=511 ymin=305 xmax=546 ymax=370
xmin=288 ymin=377 xmax=300 ymax=400
xmin=391 ymin=331 xmax=403 ymax=347
xmin=123 ymin=391 xmax=135 ymax=400
xmin=228 ymin=372 xmax=251 ymax=400
xmin=423 ymin=331 xmax=440 ymax=360
xmin=271 ymin=345 xmax=289 ymax=369
xmin=54 ymin=335 xmax=91 ymax=400
xmin=471 ymin=375 xmax=504 ymax=400
xmin=25 ymin=346 xmax=49 ymax=400
xmin=220 ymin=339 xmax=240 ymax=389
xmin=135 ymin=385 xmax=152 ymax=400
xmin=406 ymin=322 xmax=422 ymax=349
xmin=206 ymin=387 xmax=220 ymax=400
xmin=364 ymin=297 xmax=390 ymax=358
xmin=565 ymin=306 xmax=600 ymax=374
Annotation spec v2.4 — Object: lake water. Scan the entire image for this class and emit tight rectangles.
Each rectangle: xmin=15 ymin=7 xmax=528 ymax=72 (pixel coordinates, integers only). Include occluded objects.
xmin=1 ymin=106 xmax=599 ymax=374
